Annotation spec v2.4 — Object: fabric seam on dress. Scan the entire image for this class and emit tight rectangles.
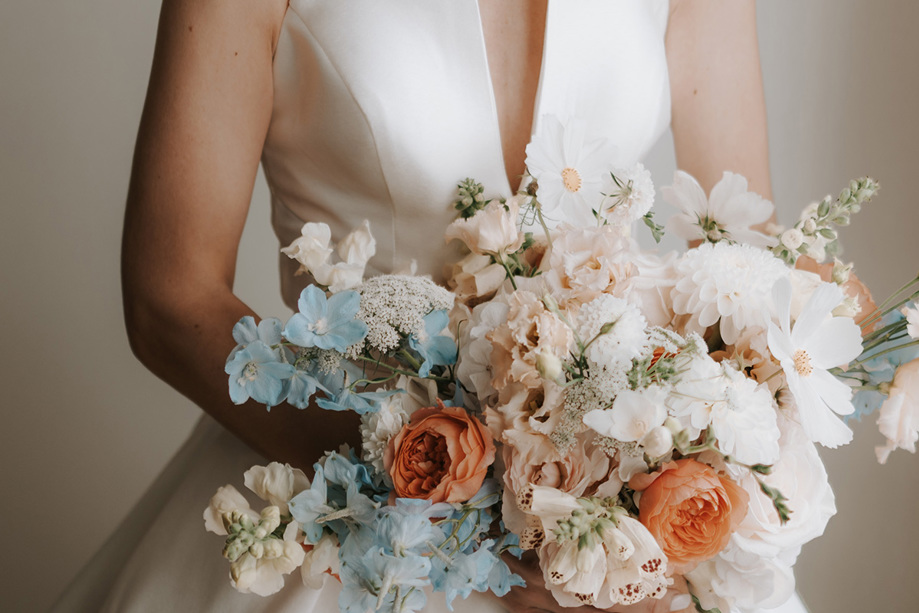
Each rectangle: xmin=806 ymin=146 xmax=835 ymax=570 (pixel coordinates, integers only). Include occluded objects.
xmin=284 ymin=4 xmax=399 ymax=272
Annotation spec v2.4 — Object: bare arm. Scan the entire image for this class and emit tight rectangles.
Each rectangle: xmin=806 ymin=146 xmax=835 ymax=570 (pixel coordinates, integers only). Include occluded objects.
xmin=668 ymin=0 xmax=773 ymax=203
xmin=122 ymin=0 xmax=359 ymax=470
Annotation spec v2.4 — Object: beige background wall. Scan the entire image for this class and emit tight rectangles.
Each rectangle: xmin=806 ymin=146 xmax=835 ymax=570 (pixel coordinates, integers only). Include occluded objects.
xmin=1 ymin=1 xmax=917 ymax=611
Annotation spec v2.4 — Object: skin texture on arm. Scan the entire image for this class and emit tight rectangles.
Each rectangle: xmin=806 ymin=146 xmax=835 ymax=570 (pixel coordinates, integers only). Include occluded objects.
xmin=668 ymin=0 xmax=773 ymax=204
xmin=122 ymin=0 xmax=359 ymax=471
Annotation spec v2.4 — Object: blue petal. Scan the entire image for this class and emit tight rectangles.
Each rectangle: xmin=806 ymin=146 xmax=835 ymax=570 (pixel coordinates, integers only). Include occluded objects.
xmin=327 ymin=290 xmax=362 ymax=323
xmin=298 ymin=285 xmax=328 ymax=319
xmin=232 ymin=316 xmax=259 ymax=345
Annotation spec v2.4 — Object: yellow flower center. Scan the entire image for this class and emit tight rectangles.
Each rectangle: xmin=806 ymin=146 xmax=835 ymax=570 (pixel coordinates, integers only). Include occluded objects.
xmin=561 ymin=167 xmax=582 ymax=192
xmin=793 ymin=349 xmax=813 ymax=377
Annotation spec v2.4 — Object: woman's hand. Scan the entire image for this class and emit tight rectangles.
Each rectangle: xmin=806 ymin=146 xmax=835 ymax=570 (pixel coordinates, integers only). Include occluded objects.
xmin=492 ymin=551 xmax=694 ymax=613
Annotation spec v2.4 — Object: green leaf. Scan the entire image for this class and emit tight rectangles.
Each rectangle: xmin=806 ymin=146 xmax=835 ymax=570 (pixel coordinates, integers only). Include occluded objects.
xmin=643 ymin=212 xmax=665 ymax=243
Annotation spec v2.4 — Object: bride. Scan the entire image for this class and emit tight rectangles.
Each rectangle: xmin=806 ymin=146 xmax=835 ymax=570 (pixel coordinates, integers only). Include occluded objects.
xmin=53 ymin=0 xmax=807 ymax=611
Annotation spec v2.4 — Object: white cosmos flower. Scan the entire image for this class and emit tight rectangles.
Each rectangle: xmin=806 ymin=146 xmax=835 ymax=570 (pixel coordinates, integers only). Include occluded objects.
xmin=767 ymin=277 xmax=863 ymax=447
xmin=672 ymin=242 xmax=789 ymax=345
xmin=662 ymin=170 xmax=777 ymax=248
xmin=525 ymin=115 xmax=617 ymax=226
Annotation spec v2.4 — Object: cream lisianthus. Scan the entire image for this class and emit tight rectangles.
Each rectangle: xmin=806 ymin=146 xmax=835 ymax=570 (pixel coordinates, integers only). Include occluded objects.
xmin=525 ymin=115 xmax=617 ymax=226
xmin=663 ymin=170 xmax=777 ymax=248
xmin=875 ymin=358 xmax=919 ymax=463
xmin=445 ymin=197 xmax=525 ymax=257
xmin=767 ymin=278 xmax=863 ymax=447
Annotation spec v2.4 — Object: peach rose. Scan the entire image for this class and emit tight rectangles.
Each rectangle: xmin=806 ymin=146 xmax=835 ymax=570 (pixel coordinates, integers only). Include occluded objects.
xmin=384 ymin=401 xmax=496 ymax=503
xmin=795 ymin=256 xmax=878 ymax=331
xmin=630 ymin=459 xmax=748 ymax=572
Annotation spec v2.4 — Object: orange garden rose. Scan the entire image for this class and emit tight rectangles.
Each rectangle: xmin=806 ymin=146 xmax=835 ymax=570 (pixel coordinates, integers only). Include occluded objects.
xmin=630 ymin=459 xmax=748 ymax=572
xmin=384 ymin=402 xmax=496 ymax=503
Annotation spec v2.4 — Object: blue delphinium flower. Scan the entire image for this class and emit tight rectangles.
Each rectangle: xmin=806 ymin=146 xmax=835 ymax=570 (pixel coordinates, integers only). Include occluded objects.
xmin=850 ymin=311 xmax=919 ymax=421
xmin=408 ymin=310 xmax=457 ymax=377
xmin=288 ymin=464 xmax=333 ymax=544
xmin=339 ymin=547 xmax=430 ymax=613
xmin=231 ymin=315 xmax=283 ymax=348
xmin=224 ymin=340 xmax=295 ymax=408
xmin=429 ymin=544 xmax=497 ymax=610
xmin=285 ymin=285 xmax=368 ymax=352
xmin=484 ymin=550 xmax=525 ymax=597
xmin=374 ymin=499 xmax=445 ymax=556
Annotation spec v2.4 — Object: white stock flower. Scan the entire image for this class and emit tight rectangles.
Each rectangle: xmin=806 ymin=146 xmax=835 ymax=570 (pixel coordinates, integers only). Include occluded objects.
xmin=576 ymin=294 xmax=648 ymax=367
xmin=663 ymin=170 xmax=777 ymax=248
xmin=767 ymin=277 xmax=863 ymax=447
xmin=600 ymin=163 xmax=656 ymax=226
xmin=525 ymin=115 xmax=617 ymax=226
xmin=243 ymin=462 xmax=310 ymax=514
xmin=204 ymin=485 xmax=258 ymax=535
xmin=583 ymin=386 xmax=668 ymax=442
xmin=666 ymin=351 xmax=726 ymax=439
xmin=876 ymin=358 xmax=919 ymax=463
xmin=445 ymin=197 xmax=525 ymax=257
xmin=231 ymin=533 xmax=306 ymax=597
xmin=711 ymin=366 xmax=781 ymax=465
xmin=672 ymin=242 xmax=789 ymax=344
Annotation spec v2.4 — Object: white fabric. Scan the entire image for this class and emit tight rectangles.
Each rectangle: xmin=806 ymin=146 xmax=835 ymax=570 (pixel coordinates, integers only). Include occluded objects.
xmin=51 ymin=1 xmax=808 ymax=611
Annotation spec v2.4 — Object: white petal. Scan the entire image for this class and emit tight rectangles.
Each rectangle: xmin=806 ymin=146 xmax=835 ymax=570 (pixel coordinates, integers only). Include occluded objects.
xmin=792 ymin=282 xmax=845 ymax=346
xmin=805 ymin=317 xmax=863 ymax=369
xmin=787 ymin=374 xmax=853 ymax=447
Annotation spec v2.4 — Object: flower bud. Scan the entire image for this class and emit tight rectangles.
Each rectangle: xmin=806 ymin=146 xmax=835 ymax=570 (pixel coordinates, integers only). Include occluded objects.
xmin=781 ymin=228 xmax=804 ymax=250
xmin=832 ymin=259 xmax=853 ymax=284
xmin=640 ymin=426 xmax=673 ymax=458
xmin=803 ymin=218 xmax=817 ymax=234
xmin=536 ymin=349 xmax=563 ymax=381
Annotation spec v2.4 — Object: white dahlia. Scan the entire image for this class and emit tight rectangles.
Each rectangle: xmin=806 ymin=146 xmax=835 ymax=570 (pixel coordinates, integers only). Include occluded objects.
xmin=672 ymin=242 xmax=789 ymax=345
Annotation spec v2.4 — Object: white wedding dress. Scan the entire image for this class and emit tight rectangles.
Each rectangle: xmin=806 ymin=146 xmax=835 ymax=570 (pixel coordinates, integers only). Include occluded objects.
xmin=52 ymin=1 xmax=809 ymax=611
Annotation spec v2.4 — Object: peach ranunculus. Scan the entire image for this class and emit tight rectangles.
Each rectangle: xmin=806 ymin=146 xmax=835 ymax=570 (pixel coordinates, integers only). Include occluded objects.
xmin=630 ymin=459 xmax=748 ymax=573
xmin=795 ymin=256 xmax=878 ymax=331
xmin=383 ymin=401 xmax=496 ymax=503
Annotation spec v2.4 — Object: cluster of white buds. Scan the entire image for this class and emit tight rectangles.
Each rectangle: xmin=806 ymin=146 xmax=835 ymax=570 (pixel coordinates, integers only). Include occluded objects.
xmin=773 ymin=177 xmax=879 ymax=264
xmin=222 ymin=506 xmax=285 ymax=563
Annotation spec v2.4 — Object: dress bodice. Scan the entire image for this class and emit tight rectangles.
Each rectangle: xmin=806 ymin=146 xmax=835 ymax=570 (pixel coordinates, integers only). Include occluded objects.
xmin=262 ymin=0 xmax=671 ymax=310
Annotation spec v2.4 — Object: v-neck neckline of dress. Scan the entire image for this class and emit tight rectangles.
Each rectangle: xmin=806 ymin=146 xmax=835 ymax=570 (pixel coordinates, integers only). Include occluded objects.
xmin=472 ymin=0 xmax=551 ymax=196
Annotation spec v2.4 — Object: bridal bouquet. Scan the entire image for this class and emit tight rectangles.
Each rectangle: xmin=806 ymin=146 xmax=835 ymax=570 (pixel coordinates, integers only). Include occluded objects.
xmin=206 ymin=115 xmax=919 ymax=613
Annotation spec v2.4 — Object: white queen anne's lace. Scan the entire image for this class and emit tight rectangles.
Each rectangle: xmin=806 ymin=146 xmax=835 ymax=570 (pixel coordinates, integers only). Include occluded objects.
xmin=350 ymin=275 xmax=454 ymax=355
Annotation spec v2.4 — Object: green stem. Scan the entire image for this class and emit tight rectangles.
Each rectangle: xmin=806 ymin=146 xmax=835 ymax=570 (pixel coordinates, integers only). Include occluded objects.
xmin=534 ymin=200 xmax=554 ymax=250
xmin=850 ymin=339 xmax=919 ymax=368
xmin=860 ymin=276 xmax=919 ymax=329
